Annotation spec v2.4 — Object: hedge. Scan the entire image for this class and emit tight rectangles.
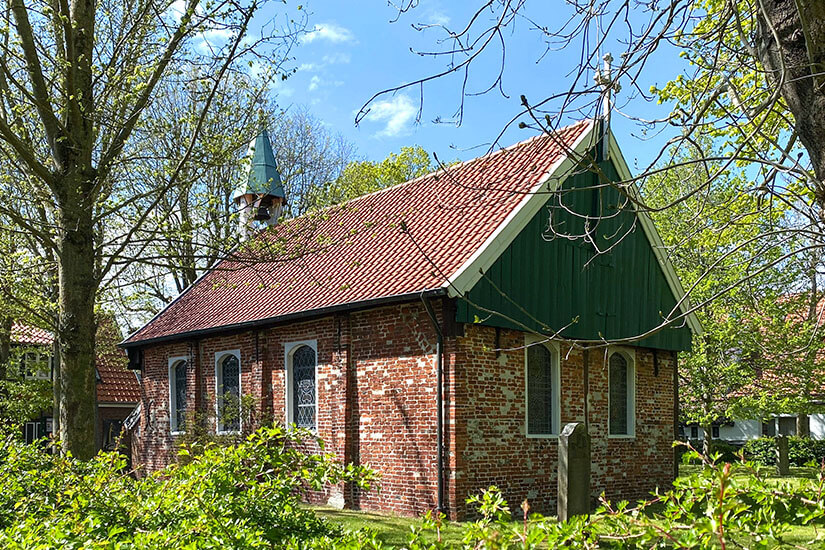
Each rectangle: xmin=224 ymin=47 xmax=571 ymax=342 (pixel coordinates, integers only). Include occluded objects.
xmin=743 ymin=436 xmax=825 ymax=467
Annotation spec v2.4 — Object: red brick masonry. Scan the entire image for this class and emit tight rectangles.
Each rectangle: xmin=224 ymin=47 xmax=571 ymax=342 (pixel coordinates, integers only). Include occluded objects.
xmin=134 ymin=299 xmax=676 ymax=519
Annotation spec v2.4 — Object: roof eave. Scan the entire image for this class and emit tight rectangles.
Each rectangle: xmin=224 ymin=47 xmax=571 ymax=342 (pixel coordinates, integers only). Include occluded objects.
xmin=119 ymin=287 xmax=448 ymax=349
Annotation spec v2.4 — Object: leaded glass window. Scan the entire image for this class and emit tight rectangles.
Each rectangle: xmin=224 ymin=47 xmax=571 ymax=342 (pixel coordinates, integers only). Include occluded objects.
xmin=609 ymin=353 xmax=630 ymax=435
xmin=291 ymin=345 xmax=316 ymax=430
xmin=219 ymin=354 xmax=241 ymax=432
xmin=173 ymin=361 xmax=187 ymax=431
xmin=527 ymin=344 xmax=555 ymax=435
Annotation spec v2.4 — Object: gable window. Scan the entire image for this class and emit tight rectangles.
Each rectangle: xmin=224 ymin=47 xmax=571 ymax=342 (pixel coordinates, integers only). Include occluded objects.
xmin=525 ymin=337 xmax=561 ymax=437
xmin=168 ymin=357 xmax=188 ymax=433
xmin=285 ymin=342 xmax=317 ymax=431
xmin=216 ymin=350 xmax=241 ymax=433
xmin=608 ymin=350 xmax=635 ymax=437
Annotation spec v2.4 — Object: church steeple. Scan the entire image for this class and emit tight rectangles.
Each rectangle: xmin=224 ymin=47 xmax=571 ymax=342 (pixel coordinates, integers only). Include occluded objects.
xmin=233 ymin=128 xmax=286 ymax=240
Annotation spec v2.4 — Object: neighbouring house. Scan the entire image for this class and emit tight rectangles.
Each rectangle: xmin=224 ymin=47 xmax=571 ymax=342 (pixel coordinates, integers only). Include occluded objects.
xmin=681 ymin=415 xmax=825 ymax=444
xmin=11 ymin=320 xmax=141 ymax=455
xmin=121 ymin=119 xmax=701 ymax=519
xmin=680 ymin=299 xmax=825 ymax=446
xmin=681 ymin=382 xmax=825 ymax=445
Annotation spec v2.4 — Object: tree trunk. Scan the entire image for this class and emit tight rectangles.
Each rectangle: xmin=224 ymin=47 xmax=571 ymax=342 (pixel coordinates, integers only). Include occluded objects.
xmin=0 ymin=315 xmax=11 ymax=379
xmin=797 ymin=413 xmax=810 ymax=437
xmin=755 ymin=0 xmax=825 ymax=204
xmin=57 ymin=192 xmax=98 ymax=460
xmin=702 ymin=424 xmax=713 ymax=457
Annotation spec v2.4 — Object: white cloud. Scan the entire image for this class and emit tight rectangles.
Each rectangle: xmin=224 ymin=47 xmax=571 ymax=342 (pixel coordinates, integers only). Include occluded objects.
xmin=308 ymin=75 xmax=321 ymax=92
xmin=322 ymin=52 xmax=351 ymax=65
xmin=165 ymin=0 xmax=187 ymax=23
xmin=195 ymin=26 xmax=234 ymax=53
xmin=364 ymin=95 xmax=417 ymax=137
xmin=299 ymin=53 xmax=350 ymax=74
xmin=427 ymin=10 xmax=450 ymax=26
xmin=302 ymin=23 xmax=355 ymax=44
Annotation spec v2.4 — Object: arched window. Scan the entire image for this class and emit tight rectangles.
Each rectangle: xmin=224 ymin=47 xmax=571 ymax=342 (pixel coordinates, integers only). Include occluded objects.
xmin=168 ymin=357 xmax=187 ymax=433
xmin=216 ymin=351 xmax=241 ymax=432
xmin=287 ymin=343 xmax=317 ymax=431
xmin=608 ymin=351 xmax=635 ymax=436
xmin=525 ymin=339 xmax=561 ymax=437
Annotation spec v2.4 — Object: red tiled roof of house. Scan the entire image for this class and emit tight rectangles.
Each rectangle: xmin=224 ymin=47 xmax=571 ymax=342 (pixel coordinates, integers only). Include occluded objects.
xmin=11 ymin=323 xmax=53 ymax=346
xmin=96 ymin=350 xmax=141 ymax=404
xmin=124 ymin=121 xmax=592 ymax=345
xmin=96 ymin=317 xmax=140 ymax=404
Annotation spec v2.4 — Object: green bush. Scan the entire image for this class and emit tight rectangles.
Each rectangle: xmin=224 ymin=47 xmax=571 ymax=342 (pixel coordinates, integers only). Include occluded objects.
xmin=744 ymin=436 xmax=825 ymax=466
xmin=680 ymin=439 xmax=741 ymax=463
xmin=0 ymin=425 xmax=377 ymax=548
xmin=4 ymin=434 xmax=825 ymax=549
xmin=743 ymin=437 xmax=776 ymax=465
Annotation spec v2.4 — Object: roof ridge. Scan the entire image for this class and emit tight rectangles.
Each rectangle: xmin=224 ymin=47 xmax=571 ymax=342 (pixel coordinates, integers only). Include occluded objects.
xmin=292 ymin=119 xmax=590 ymax=218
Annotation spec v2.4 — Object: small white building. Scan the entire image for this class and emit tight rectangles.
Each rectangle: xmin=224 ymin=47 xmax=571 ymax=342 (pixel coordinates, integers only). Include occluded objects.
xmin=682 ymin=414 xmax=825 ymax=444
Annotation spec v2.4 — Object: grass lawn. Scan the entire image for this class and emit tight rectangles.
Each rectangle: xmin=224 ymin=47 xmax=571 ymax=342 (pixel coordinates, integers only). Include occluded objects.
xmin=314 ymin=466 xmax=825 ymax=547
xmin=314 ymin=506 xmax=466 ymax=547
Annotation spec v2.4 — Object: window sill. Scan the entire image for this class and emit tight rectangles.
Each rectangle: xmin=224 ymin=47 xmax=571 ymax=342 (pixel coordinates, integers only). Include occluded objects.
xmin=170 ymin=430 xmax=186 ymax=437
xmin=608 ymin=434 xmax=636 ymax=440
xmin=526 ymin=433 xmax=559 ymax=439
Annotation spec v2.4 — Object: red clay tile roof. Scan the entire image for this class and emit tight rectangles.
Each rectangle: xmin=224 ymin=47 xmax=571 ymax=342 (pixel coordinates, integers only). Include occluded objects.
xmin=11 ymin=323 xmax=54 ymax=346
xmin=125 ymin=121 xmax=592 ymax=345
xmin=96 ymin=317 xmax=141 ymax=404
xmin=96 ymin=351 xmax=141 ymax=404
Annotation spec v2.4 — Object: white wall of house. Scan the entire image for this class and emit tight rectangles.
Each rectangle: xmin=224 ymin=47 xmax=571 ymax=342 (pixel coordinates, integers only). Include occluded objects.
xmin=719 ymin=420 xmax=761 ymax=442
xmin=812 ymin=414 xmax=825 ymax=439
xmin=685 ymin=414 xmax=825 ymax=443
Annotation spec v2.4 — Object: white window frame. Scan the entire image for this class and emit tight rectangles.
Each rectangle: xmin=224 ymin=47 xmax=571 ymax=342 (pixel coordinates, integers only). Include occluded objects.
xmin=168 ymin=356 xmax=188 ymax=435
xmin=284 ymin=340 xmax=318 ymax=432
xmin=24 ymin=421 xmax=41 ymax=444
xmin=607 ymin=347 xmax=636 ymax=438
xmin=215 ymin=349 xmax=242 ymax=434
xmin=22 ymin=350 xmax=52 ymax=381
xmin=524 ymin=335 xmax=561 ymax=438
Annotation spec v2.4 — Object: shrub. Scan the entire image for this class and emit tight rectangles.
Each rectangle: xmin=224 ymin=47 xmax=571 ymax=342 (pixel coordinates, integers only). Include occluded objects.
xmin=0 ymin=425 xmax=377 ymax=548
xmin=743 ymin=437 xmax=776 ymax=465
xmin=680 ymin=439 xmax=741 ymax=464
xmin=744 ymin=436 xmax=825 ymax=467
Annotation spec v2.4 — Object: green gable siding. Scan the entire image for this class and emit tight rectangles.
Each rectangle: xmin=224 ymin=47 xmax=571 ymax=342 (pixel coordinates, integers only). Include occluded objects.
xmin=456 ymin=159 xmax=692 ymax=351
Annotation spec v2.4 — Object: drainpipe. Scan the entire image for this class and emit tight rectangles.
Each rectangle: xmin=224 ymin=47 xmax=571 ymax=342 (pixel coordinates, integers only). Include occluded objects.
xmin=421 ymin=296 xmax=444 ymax=515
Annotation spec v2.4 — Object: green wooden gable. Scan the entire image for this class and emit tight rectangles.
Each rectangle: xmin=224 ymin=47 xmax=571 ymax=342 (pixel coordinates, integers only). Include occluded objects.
xmin=455 ymin=157 xmax=693 ymax=351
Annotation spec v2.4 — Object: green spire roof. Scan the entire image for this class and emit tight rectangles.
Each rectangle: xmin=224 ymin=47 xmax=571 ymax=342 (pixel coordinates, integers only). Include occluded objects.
xmin=233 ymin=129 xmax=286 ymax=200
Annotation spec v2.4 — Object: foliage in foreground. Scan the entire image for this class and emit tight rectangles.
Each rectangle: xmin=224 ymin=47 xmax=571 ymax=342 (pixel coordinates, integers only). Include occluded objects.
xmin=367 ymin=453 xmax=825 ymax=550
xmin=0 ymin=425 xmax=376 ymax=549
xmin=3 ymin=436 xmax=825 ymax=549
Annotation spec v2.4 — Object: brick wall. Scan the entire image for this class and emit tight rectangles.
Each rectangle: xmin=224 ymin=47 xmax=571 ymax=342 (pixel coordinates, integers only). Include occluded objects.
xmin=133 ymin=300 xmax=675 ymax=519
xmin=452 ymin=324 xmax=676 ymax=518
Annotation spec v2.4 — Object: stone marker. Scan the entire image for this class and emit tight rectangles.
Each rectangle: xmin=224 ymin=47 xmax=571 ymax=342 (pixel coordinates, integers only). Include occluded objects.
xmin=558 ymin=422 xmax=590 ymax=522
xmin=776 ymin=434 xmax=789 ymax=476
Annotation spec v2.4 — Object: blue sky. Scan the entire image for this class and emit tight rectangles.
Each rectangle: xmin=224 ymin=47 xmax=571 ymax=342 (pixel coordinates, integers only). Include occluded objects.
xmin=266 ymin=1 xmax=684 ymax=169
